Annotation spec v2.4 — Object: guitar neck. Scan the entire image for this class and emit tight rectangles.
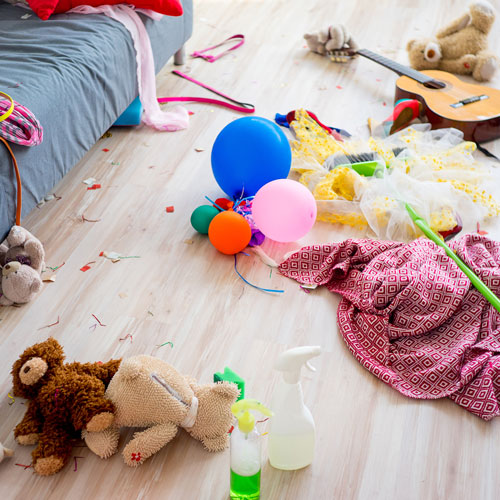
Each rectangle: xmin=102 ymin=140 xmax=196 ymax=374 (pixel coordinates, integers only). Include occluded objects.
xmin=357 ymin=48 xmax=432 ymax=84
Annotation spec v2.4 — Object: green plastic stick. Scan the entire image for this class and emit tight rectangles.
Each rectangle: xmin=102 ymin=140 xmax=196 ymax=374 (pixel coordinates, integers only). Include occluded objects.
xmin=405 ymin=203 xmax=500 ymax=313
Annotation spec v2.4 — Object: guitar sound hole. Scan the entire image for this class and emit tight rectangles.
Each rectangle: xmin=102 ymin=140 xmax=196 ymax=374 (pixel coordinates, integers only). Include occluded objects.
xmin=423 ymin=80 xmax=446 ymax=89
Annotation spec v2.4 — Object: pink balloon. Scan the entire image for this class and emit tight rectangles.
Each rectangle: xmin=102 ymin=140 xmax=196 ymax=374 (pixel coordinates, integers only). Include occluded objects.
xmin=252 ymin=179 xmax=317 ymax=242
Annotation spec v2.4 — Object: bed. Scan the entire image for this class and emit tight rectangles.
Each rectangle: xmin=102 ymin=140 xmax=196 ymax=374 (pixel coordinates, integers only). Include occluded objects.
xmin=0 ymin=0 xmax=193 ymax=240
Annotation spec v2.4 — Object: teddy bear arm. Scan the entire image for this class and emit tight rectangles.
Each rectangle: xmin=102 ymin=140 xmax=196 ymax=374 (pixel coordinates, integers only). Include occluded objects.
xmin=82 ymin=426 xmax=120 ymax=459
xmin=436 ymin=12 xmax=471 ymax=38
xmin=0 ymin=294 xmax=14 ymax=306
xmin=23 ymin=239 xmax=45 ymax=273
xmin=67 ymin=374 xmax=115 ymax=430
xmin=69 ymin=359 xmax=121 ymax=386
xmin=439 ymin=55 xmax=477 ymax=75
xmin=122 ymin=422 xmax=178 ymax=467
xmin=202 ymin=434 xmax=230 ymax=452
xmin=14 ymin=400 xmax=43 ymax=442
xmin=32 ymin=418 xmax=73 ymax=475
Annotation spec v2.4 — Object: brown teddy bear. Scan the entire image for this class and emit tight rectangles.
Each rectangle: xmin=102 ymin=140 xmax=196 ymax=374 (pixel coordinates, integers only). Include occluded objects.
xmin=0 ymin=225 xmax=45 ymax=306
xmin=12 ymin=338 xmax=121 ymax=475
xmin=83 ymin=355 xmax=239 ymax=467
xmin=407 ymin=1 xmax=498 ymax=81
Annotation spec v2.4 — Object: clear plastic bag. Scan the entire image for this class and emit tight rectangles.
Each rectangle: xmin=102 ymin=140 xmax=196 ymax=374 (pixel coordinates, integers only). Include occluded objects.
xmin=290 ymin=113 xmax=500 ymax=242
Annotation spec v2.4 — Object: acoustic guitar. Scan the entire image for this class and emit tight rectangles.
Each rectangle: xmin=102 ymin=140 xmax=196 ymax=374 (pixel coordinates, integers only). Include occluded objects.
xmin=329 ymin=48 xmax=500 ymax=143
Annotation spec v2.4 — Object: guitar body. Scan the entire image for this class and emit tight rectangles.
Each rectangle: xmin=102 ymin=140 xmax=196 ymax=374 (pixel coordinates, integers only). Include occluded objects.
xmin=395 ymin=70 xmax=500 ymax=142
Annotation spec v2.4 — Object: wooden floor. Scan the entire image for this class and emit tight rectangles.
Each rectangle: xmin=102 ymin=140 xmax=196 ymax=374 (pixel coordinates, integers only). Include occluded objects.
xmin=2 ymin=0 xmax=500 ymax=498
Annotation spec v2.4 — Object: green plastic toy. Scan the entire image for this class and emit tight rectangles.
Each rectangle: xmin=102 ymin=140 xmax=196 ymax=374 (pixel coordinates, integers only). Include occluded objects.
xmin=405 ymin=203 xmax=500 ymax=314
xmin=214 ymin=367 xmax=245 ymax=401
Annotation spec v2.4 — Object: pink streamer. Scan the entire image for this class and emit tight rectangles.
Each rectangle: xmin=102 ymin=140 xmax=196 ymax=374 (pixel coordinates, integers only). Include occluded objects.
xmin=69 ymin=5 xmax=189 ymax=132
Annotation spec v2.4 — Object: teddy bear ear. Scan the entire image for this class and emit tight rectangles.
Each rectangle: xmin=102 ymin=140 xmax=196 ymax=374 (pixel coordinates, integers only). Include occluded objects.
xmin=118 ymin=358 xmax=143 ymax=380
xmin=406 ymin=39 xmax=416 ymax=51
xmin=212 ymin=382 xmax=240 ymax=400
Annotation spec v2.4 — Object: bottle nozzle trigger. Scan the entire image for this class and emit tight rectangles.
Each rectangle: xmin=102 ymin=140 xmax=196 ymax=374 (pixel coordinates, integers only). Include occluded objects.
xmin=306 ymin=361 xmax=316 ymax=372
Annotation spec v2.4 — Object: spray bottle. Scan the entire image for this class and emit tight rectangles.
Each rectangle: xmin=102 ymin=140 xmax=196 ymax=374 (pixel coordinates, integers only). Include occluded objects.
xmin=230 ymin=399 xmax=273 ymax=500
xmin=268 ymin=346 xmax=322 ymax=470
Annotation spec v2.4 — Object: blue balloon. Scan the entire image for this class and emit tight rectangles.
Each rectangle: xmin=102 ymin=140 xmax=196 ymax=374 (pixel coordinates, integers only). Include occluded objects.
xmin=211 ymin=116 xmax=292 ymax=198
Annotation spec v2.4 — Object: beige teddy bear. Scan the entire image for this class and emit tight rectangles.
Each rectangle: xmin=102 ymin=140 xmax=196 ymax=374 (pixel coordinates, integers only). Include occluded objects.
xmin=407 ymin=1 xmax=498 ymax=81
xmin=0 ymin=226 xmax=45 ymax=306
xmin=83 ymin=355 xmax=240 ymax=467
xmin=304 ymin=24 xmax=358 ymax=56
xmin=0 ymin=442 xmax=13 ymax=463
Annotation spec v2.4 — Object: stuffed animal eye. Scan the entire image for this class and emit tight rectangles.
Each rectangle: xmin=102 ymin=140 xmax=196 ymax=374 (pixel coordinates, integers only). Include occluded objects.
xmin=24 ymin=366 xmax=31 ymax=373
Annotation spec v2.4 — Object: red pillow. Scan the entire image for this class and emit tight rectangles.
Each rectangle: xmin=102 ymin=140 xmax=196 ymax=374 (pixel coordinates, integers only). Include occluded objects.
xmin=28 ymin=0 xmax=183 ymax=20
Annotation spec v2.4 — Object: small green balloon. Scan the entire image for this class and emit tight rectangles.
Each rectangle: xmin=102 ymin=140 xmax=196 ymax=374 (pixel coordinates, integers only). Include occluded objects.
xmin=191 ymin=205 xmax=220 ymax=234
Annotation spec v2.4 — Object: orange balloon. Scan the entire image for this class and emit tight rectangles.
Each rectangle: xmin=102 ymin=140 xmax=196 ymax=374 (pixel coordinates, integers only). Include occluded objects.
xmin=208 ymin=211 xmax=252 ymax=255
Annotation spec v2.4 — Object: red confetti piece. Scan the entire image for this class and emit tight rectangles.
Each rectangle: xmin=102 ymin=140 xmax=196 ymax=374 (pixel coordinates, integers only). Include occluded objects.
xmin=336 ymin=85 xmax=343 ymax=90
xmin=477 ymin=222 xmax=488 ymax=235
xmin=15 ymin=463 xmax=32 ymax=470
xmin=188 ymin=111 xmax=195 ymax=116
xmin=228 ymin=425 xmax=234 ymax=434
xmin=92 ymin=314 xmax=106 ymax=327
xmin=87 ymin=184 xmax=101 ymax=190
xmin=382 ymin=102 xmax=387 ymax=106
xmin=166 ymin=206 xmax=175 ymax=213
xmin=99 ymin=251 xmax=104 ymax=257
xmin=37 ymin=316 xmax=60 ymax=330
xmin=102 ymin=148 xmax=109 ymax=152
xmin=73 ymin=456 xmax=84 ymax=471
xmin=80 ymin=261 xmax=95 ymax=272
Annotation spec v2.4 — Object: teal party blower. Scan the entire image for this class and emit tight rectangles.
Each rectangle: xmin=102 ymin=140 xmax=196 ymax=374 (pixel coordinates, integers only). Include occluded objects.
xmin=405 ymin=203 xmax=500 ymax=314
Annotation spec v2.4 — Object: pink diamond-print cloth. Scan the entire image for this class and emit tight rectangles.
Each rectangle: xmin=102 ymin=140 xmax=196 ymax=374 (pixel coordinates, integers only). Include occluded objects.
xmin=279 ymin=234 xmax=500 ymax=420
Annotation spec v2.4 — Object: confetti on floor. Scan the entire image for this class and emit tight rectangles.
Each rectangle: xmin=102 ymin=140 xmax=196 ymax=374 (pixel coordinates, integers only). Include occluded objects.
xmin=37 ymin=316 xmax=60 ymax=330
xmin=21 ymin=13 xmax=32 ymax=19
xmin=157 ymin=341 xmax=174 ymax=348
xmin=111 ymin=161 xmax=120 ymax=166
xmin=8 ymin=393 xmax=15 ymax=405
xmin=119 ymin=334 xmax=133 ymax=343
xmin=91 ymin=314 xmax=106 ymax=327
xmin=73 ymin=456 xmax=84 ymax=472
xmin=102 ymin=148 xmax=109 ymax=152
xmin=42 ymin=274 xmax=57 ymax=282
xmin=46 ymin=262 xmax=65 ymax=271
xmin=119 ymin=292 xmax=128 ymax=299
xmin=8 ymin=82 xmax=22 ymax=88
xmin=336 ymin=85 xmax=343 ymax=90
xmin=87 ymin=184 xmax=101 ymax=190
xmin=166 ymin=206 xmax=175 ymax=213
xmin=101 ymin=131 xmax=112 ymax=139
xmin=477 ymin=222 xmax=488 ymax=235
xmin=82 ymin=214 xmax=101 ymax=223
xmin=194 ymin=148 xmax=204 ymax=152
xmin=184 ymin=239 xmax=194 ymax=245
xmin=80 ymin=261 xmax=96 ymax=272
xmin=15 ymin=463 xmax=32 ymax=470
xmin=83 ymin=177 xmax=96 ymax=186
xmin=100 ymin=251 xmax=141 ymax=262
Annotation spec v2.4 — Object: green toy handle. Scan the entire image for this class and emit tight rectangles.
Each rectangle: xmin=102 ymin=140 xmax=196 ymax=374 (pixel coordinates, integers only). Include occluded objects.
xmin=405 ymin=203 xmax=500 ymax=314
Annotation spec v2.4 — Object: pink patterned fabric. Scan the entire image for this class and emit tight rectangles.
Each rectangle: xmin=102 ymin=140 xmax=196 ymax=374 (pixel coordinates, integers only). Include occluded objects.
xmin=0 ymin=99 xmax=43 ymax=146
xmin=279 ymin=234 xmax=500 ymax=420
